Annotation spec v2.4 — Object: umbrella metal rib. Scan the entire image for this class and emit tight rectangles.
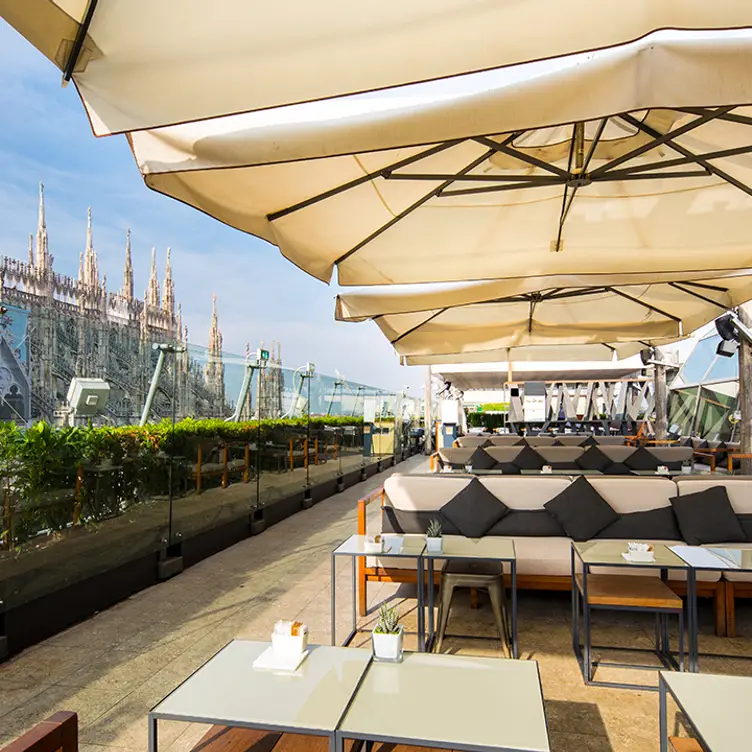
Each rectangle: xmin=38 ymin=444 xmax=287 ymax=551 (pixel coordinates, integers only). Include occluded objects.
xmin=264 ymin=105 xmax=752 ymax=273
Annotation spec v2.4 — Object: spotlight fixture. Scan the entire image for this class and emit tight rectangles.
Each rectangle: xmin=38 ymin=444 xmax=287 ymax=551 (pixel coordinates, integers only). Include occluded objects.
xmin=714 ymin=311 xmax=752 ymax=358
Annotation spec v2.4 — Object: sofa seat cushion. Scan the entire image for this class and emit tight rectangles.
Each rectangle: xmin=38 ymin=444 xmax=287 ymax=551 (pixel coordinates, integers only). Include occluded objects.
xmin=587 ymin=476 xmax=675 ymax=514
xmin=488 ymin=435 xmax=524 ymax=446
xmin=440 ymin=478 xmax=509 ymax=538
xmin=595 ymin=507 xmax=681 ymax=541
xmin=478 ymin=476 xmax=573 ymax=510
xmin=437 ymin=447 xmax=476 ymax=469
xmin=456 ymin=436 xmax=491 ymax=449
xmin=535 ymin=447 xmax=585 ymax=469
xmin=506 ymin=536 xmax=573 ymax=576
xmin=544 ymin=476 xmax=618 ymax=541
xmin=670 ymin=486 xmax=746 ymax=545
xmin=487 ymin=510 xmax=565 ymax=537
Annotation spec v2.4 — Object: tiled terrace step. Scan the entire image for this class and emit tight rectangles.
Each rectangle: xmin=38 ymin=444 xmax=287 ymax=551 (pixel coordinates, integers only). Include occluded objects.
xmin=191 ymin=726 xmax=458 ymax=752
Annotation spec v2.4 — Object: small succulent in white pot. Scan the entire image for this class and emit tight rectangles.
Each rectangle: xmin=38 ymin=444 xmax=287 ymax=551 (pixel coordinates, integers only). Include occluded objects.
xmin=372 ymin=603 xmax=404 ymax=662
xmin=426 ymin=518 xmax=443 ymax=553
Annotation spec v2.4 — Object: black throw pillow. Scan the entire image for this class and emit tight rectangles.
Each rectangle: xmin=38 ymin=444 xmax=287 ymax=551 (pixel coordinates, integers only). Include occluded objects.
xmin=468 ymin=446 xmax=499 ymax=471
xmin=596 ymin=507 xmax=681 ymax=541
xmin=544 ymin=476 xmax=618 ymax=541
xmin=670 ymin=486 xmax=746 ymax=545
xmin=624 ymin=446 xmax=660 ymax=471
xmin=440 ymin=478 xmax=509 ymax=538
xmin=511 ymin=445 xmax=546 ymax=471
xmin=576 ymin=446 xmax=613 ymax=472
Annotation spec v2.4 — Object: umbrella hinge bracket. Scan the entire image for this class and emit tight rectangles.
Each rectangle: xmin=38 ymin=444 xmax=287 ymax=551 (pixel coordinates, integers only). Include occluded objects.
xmin=567 ymin=175 xmax=592 ymax=188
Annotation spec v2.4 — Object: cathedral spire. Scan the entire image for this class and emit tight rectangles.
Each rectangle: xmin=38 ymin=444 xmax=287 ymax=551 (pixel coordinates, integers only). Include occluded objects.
xmin=176 ymin=302 xmax=183 ymax=342
xmin=28 ymin=234 xmax=33 ymax=267
xmin=123 ymin=228 xmax=134 ymax=303
xmin=162 ymin=247 xmax=175 ymax=316
xmin=205 ymin=294 xmax=224 ymax=401
xmin=83 ymin=207 xmax=99 ymax=289
xmin=208 ymin=293 xmax=223 ymax=356
xmin=147 ymin=247 xmax=160 ymax=309
xmin=35 ymin=182 xmax=50 ymax=273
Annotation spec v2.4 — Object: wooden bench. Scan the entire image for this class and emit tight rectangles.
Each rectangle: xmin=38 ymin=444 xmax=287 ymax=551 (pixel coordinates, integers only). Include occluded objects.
xmin=357 ymin=486 xmax=727 ymax=635
xmin=190 ymin=726 xmax=459 ymax=752
xmin=669 ymin=738 xmax=702 ymax=752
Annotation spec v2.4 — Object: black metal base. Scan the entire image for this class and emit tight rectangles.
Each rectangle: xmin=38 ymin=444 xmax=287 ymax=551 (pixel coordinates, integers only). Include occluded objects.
xmin=157 ymin=555 xmax=184 ymax=580
xmin=0 ymin=635 xmax=8 ymax=660
xmin=250 ymin=514 xmax=266 ymax=535
xmin=301 ymin=492 xmax=314 ymax=509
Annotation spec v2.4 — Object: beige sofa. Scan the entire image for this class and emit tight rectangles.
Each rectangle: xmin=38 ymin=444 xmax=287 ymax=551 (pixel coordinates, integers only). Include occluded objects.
xmin=357 ymin=474 xmax=752 ymax=636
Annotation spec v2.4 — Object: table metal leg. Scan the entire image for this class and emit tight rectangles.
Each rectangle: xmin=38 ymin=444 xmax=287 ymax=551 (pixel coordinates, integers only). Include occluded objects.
xmin=148 ymin=714 xmax=158 ymax=752
xmin=417 ymin=556 xmax=425 ymax=652
xmin=659 ymin=676 xmax=668 ymax=752
xmin=583 ymin=564 xmax=591 ymax=683
xmin=660 ymin=569 xmax=670 ymax=656
xmin=678 ymin=608 xmax=685 ymax=673
xmin=687 ymin=568 xmax=698 ymax=672
xmin=351 ymin=555 xmax=357 ymax=640
xmin=511 ymin=558 xmax=518 ymax=659
xmin=570 ymin=546 xmax=577 ymax=655
xmin=427 ymin=557 xmax=435 ymax=652
xmin=331 ymin=552 xmax=336 ymax=646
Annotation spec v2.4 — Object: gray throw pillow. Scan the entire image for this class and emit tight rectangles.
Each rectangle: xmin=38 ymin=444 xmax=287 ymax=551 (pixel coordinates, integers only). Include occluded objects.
xmin=544 ymin=476 xmax=618 ymax=541
xmin=440 ymin=478 xmax=509 ymax=538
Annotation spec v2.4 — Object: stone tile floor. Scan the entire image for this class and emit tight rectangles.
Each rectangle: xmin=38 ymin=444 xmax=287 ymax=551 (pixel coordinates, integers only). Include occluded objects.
xmin=1 ymin=454 xmax=751 ymax=752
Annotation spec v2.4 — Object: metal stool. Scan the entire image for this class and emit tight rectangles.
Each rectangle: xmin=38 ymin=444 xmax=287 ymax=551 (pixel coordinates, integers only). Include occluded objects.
xmin=435 ymin=560 xmax=511 ymax=655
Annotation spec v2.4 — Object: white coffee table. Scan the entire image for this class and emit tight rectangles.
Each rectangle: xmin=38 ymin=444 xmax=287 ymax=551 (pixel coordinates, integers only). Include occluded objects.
xmin=659 ymin=671 xmax=752 ymax=751
xmin=148 ymin=641 xmax=372 ymax=752
xmin=336 ymin=651 xmax=550 ymax=752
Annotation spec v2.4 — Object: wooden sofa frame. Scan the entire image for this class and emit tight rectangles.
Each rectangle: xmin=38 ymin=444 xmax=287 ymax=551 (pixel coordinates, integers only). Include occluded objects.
xmin=357 ymin=485 xmax=729 ymax=636
xmin=2 ymin=712 xmax=77 ymax=752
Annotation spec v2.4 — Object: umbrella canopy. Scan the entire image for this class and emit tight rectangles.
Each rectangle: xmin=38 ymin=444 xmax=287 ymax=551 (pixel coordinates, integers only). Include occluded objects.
xmin=125 ymin=29 xmax=752 ymax=285
xmin=335 ymin=269 xmax=752 ymax=364
xmin=3 ymin=2 xmax=750 ymax=135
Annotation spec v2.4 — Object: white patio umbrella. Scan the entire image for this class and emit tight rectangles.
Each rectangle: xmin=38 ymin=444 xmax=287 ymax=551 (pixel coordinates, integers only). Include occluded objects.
xmin=120 ymin=29 xmax=752 ymax=285
xmin=334 ymin=268 xmax=752 ymax=364
xmin=2 ymin=2 xmax=750 ymax=135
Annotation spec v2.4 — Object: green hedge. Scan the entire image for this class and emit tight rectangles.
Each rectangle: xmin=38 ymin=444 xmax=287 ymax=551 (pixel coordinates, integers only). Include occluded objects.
xmin=465 ymin=412 xmax=506 ymax=430
xmin=0 ymin=417 xmax=365 ymax=549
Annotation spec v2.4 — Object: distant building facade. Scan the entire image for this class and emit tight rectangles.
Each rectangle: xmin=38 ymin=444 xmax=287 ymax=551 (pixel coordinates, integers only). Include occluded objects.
xmin=0 ymin=185 xmax=281 ymax=425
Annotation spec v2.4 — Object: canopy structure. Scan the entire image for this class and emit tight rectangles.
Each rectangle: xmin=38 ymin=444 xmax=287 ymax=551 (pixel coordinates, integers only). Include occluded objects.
xmin=335 ymin=269 xmax=752 ymax=365
xmin=121 ymin=29 xmax=752 ymax=286
xmin=3 ymin=2 xmax=751 ymax=135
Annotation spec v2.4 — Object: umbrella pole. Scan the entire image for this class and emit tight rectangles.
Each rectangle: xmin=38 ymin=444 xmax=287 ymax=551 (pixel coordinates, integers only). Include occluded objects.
xmin=654 ymin=357 xmax=668 ymax=441
xmin=738 ymin=308 xmax=752 ymax=474
xmin=424 ymin=366 xmax=433 ymax=455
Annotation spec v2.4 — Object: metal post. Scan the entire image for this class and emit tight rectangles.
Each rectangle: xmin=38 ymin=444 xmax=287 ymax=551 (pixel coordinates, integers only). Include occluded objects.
xmin=256 ymin=362 xmax=263 ymax=513
xmin=511 ymin=558 xmax=518 ymax=659
xmin=331 ymin=552 xmax=336 ymax=646
xmin=226 ymin=363 xmax=255 ymax=422
xmin=659 ymin=677 xmax=668 ymax=752
xmin=423 ymin=366 xmax=432 ymax=455
xmin=738 ymin=307 xmax=752 ymax=474
xmin=139 ymin=349 xmax=166 ymax=426
xmin=654 ymin=356 xmax=668 ymax=440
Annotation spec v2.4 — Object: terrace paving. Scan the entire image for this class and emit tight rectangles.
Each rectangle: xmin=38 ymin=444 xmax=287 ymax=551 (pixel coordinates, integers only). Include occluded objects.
xmin=1 ymin=454 xmax=751 ymax=752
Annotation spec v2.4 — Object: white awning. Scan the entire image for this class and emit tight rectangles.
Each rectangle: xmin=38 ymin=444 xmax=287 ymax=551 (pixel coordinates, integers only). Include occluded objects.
xmin=3 ymin=2 xmax=751 ymax=134
xmin=121 ymin=30 xmax=752 ymax=285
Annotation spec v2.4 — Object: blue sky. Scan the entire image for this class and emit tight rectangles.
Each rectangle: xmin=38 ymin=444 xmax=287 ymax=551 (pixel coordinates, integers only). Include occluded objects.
xmin=0 ymin=22 xmax=423 ymax=394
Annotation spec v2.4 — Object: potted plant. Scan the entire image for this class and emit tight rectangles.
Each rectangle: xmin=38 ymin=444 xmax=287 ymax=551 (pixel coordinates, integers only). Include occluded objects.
xmin=426 ymin=518 xmax=443 ymax=553
xmin=372 ymin=603 xmax=404 ymax=662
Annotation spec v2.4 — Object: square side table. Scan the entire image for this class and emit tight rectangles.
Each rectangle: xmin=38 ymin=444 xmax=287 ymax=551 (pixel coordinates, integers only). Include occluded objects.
xmin=148 ymin=641 xmax=372 ymax=752
xmin=331 ymin=534 xmax=426 ymax=649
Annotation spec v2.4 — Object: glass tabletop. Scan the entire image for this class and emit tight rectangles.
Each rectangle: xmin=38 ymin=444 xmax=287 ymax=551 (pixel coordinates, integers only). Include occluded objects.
xmin=573 ymin=541 xmax=688 ymax=569
xmin=333 ymin=533 xmax=426 ymax=557
xmin=339 ymin=652 xmax=550 ymax=752
xmin=669 ymin=545 xmax=752 ymax=571
xmin=661 ymin=671 xmax=752 ymax=751
xmin=151 ymin=641 xmax=372 ymax=731
xmin=424 ymin=535 xmax=515 ymax=561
